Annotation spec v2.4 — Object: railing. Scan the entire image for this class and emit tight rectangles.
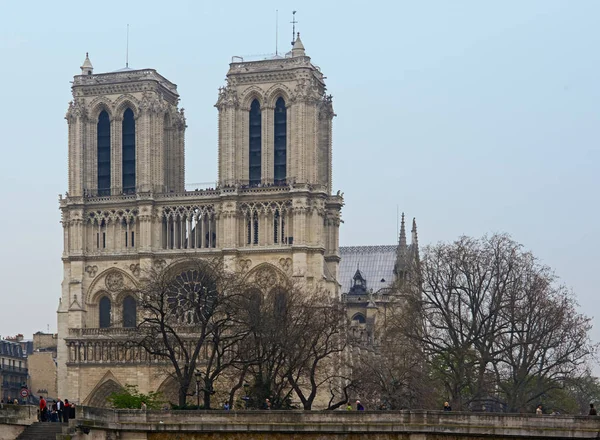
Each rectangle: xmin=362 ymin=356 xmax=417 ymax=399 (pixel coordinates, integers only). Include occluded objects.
xmin=0 ymin=366 xmax=28 ymax=374
xmin=68 ymin=328 xmax=139 ymax=337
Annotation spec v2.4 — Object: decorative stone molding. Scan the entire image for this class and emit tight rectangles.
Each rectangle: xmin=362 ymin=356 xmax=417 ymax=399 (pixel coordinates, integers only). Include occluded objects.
xmin=237 ymin=259 xmax=252 ymax=273
xmin=278 ymin=257 xmax=292 ymax=274
xmin=105 ymin=272 xmax=124 ymax=292
xmin=129 ymin=264 xmax=141 ymax=277
xmin=85 ymin=265 xmax=98 ymax=278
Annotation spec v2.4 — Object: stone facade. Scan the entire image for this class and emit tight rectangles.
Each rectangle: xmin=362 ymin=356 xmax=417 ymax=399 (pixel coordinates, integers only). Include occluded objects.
xmin=57 ymin=39 xmax=343 ymax=405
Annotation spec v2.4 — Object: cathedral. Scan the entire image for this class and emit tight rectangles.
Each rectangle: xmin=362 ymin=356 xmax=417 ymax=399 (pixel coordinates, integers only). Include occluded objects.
xmin=57 ymin=36 xmax=418 ymax=404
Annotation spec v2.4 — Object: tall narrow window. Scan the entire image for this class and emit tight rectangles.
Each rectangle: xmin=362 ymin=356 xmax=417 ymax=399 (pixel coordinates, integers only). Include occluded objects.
xmin=253 ymin=211 xmax=259 ymax=245
xmin=249 ymin=99 xmax=262 ymax=186
xmin=97 ymin=111 xmax=111 ymax=196
xmin=246 ymin=213 xmax=252 ymax=245
xmin=122 ymin=295 xmax=137 ymax=328
xmin=274 ymin=210 xmax=280 ymax=244
xmin=122 ymin=108 xmax=136 ymax=194
xmin=274 ymin=97 xmax=287 ymax=183
xmin=99 ymin=296 xmax=111 ymax=328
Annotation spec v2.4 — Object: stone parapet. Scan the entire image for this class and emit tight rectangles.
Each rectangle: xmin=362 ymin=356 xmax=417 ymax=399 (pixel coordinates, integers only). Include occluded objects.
xmin=70 ymin=407 xmax=600 ymax=439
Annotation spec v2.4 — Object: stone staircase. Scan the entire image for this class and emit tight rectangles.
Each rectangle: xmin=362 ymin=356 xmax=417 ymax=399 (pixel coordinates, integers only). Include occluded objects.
xmin=15 ymin=422 xmax=64 ymax=440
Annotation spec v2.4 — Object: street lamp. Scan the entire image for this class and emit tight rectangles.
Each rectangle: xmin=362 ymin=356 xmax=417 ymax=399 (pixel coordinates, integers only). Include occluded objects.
xmin=195 ymin=371 xmax=201 ymax=409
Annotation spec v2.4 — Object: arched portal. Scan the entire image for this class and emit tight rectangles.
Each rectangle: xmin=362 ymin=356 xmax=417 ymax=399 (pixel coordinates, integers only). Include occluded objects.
xmin=86 ymin=379 xmax=123 ymax=408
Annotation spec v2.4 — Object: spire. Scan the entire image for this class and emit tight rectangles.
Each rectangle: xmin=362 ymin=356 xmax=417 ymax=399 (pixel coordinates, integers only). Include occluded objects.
xmin=398 ymin=212 xmax=407 ymax=249
xmin=291 ymin=32 xmax=306 ymax=57
xmin=411 ymin=217 xmax=419 ymax=249
xmin=80 ymin=52 xmax=93 ymax=75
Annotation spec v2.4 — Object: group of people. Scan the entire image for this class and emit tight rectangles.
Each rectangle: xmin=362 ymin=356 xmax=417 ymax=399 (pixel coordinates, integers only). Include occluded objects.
xmin=38 ymin=397 xmax=74 ymax=423
xmin=346 ymin=400 xmax=365 ymax=411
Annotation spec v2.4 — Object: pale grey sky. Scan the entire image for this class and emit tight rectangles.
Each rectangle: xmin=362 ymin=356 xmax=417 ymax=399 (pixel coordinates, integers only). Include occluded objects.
xmin=0 ymin=1 xmax=598 ymax=345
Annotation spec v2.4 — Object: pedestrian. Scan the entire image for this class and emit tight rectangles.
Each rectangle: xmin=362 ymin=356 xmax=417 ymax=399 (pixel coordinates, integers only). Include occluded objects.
xmin=223 ymin=401 xmax=230 ymax=411
xmin=56 ymin=398 xmax=63 ymax=423
xmin=536 ymin=405 xmax=543 ymax=415
xmin=63 ymin=399 xmax=70 ymax=424
xmin=39 ymin=396 xmax=47 ymax=422
xmin=346 ymin=401 xmax=352 ymax=411
xmin=264 ymin=398 xmax=271 ymax=410
xmin=443 ymin=402 xmax=452 ymax=411
xmin=589 ymin=403 xmax=597 ymax=416
xmin=141 ymin=401 xmax=147 ymax=411
xmin=50 ymin=401 xmax=58 ymax=423
xmin=356 ymin=400 xmax=365 ymax=411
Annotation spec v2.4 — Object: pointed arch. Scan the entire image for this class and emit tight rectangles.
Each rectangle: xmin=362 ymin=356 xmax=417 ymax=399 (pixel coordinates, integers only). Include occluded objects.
xmin=84 ymin=375 xmax=124 ymax=408
xmin=88 ymin=97 xmax=114 ymax=122
xmin=85 ymin=268 xmax=138 ymax=306
xmin=244 ymin=262 xmax=291 ymax=292
xmin=97 ymin=110 xmax=111 ymax=196
xmin=113 ymin=95 xmax=141 ymax=119
xmin=122 ymin=107 xmax=136 ymax=194
xmin=239 ymin=86 xmax=264 ymax=110
xmin=352 ymin=313 xmax=366 ymax=324
xmin=249 ymin=99 xmax=262 ymax=186
xmin=264 ymin=84 xmax=293 ymax=107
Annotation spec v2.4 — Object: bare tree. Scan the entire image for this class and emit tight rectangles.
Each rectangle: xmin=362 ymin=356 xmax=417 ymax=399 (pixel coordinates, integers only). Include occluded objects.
xmin=406 ymin=234 xmax=595 ymax=411
xmin=285 ymin=293 xmax=349 ymax=410
xmin=130 ymin=258 xmax=245 ymax=407
xmin=492 ymin=258 xmax=595 ymax=412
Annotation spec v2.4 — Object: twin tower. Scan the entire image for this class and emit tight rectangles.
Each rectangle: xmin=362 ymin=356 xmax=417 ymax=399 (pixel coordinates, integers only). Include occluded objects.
xmin=58 ymin=37 xmax=343 ymax=402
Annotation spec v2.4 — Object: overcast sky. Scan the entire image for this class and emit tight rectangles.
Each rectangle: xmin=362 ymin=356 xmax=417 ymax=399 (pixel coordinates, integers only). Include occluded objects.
xmin=0 ymin=0 xmax=598 ymax=346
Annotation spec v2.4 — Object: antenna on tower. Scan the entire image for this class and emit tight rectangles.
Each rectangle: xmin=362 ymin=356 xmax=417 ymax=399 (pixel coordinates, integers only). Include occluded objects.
xmin=126 ymin=24 xmax=130 ymax=68
xmin=291 ymin=11 xmax=298 ymax=46
xmin=275 ymin=10 xmax=279 ymax=56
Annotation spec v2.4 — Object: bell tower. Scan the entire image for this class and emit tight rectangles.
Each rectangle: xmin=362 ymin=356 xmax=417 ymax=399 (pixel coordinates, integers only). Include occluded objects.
xmin=216 ymin=34 xmax=335 ymax=192
xmin=215 ymin=35 xmax=342 ymax=282
xmin=66 ymin=53 xmax=186 ymax=197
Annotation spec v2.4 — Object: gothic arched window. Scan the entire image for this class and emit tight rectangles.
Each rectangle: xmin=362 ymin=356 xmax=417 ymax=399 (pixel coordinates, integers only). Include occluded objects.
xmin=97 ymin=111 xmax=111 ymax=196
xmin=352 ymin=313 xmax=366 ymax=324
xmin=99 ymin=296 xmax=111 ymax=328
xmin=122 ymin=295 xmax=136 ymax=328
xmin=274 ymin=97 xmax=287 ymax=183
xmin=122 ymin=108 xmax=136 ymax=194
xmin=249 ymin=99 xmax=262 ymax=186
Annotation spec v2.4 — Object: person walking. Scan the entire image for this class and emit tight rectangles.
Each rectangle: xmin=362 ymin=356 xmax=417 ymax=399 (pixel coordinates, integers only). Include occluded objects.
xmin=356 ymin=400 xmax=365 ymax=411
xmin=56 ymin=399 xmax=63 ymax=423
xmin=63 ymin=399 xmax=70 ymax=424
xmin=443 ymin=402 xmax=452 ymax=411
xmin=536 ymin=405 xmax=543 ymax=415
xmin=589 ymin=403 xmax=597 ymax=415
xmin=39 ymin=396 xmax=47 ymax=422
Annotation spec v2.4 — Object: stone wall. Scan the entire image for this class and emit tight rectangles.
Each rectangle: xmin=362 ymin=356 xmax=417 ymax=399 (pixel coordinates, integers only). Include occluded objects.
xmin=0 ymin=404 xmax=38 ymax=439
xmin=56 ymin=407 xmax=600 ymax=440
xmin=28 ymin=351 xmax=58 ymax=399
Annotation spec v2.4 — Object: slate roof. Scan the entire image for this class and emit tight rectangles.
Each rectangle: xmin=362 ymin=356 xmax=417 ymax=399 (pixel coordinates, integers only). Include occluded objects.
xmin=339 ymin=245 xmax=398 ymax=294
